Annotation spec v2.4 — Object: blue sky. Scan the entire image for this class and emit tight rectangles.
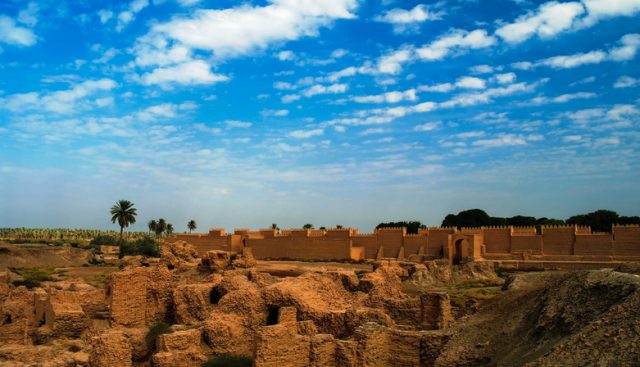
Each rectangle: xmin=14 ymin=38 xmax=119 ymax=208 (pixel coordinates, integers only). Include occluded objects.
xmin=0 ymin=0 xmax=639 ymax=232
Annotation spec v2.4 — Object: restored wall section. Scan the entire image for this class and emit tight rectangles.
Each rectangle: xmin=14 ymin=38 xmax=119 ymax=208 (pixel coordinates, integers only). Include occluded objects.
xmin=426 ymin=228 xmax=455 ymax=257
xmin=403 ymin=235 xmax=428 ymax=256
xmin=511 ymin=235 xmax=543 ymax=254
xmin=613 ymin=225 xmax=640 ymax=256
xmin=351 ymin=235 xmax=378 ymax=259
xmin=377 ymin=228 xmax=405 ymax=258
xmin=483 ymin=227 xmax=511 ymax=253
xmin=542 ymin=227 xmax=575 ymax=255
xmin=575 ymin=234 xmax=613 ymax=256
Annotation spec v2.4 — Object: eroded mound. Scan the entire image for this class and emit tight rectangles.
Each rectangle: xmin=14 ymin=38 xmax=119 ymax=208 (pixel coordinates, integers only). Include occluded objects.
xmin=436 ymin=270 xmax=640 ymax=366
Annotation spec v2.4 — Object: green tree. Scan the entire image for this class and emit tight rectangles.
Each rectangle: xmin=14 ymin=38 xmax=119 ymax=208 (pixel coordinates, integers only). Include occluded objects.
xmin=271 ymin=223 xmax=279 ymax=230
xmin=155 ymin=218 xmax=167 ymax=237
xmin=567 ymin=209 xmax=620 ymax=232
xmin=187 ymin=220 xmax=197 ymax=234
xmin=302 ymin=223 xmax=314 ymax=229
xmin=166 ymin=224 xmax=174 ymax=236
xmin=110 ymin=200 xmax=137 ymax=242
xmin=148 ymin=219 xmax=157 ymax=235
xmin=441 ymin=209 xmax=492 ymax=228
xmin=336 ymin=225 xmax=343 ymax=229
xmin=376 ymin=221 xmax=424 ymax=234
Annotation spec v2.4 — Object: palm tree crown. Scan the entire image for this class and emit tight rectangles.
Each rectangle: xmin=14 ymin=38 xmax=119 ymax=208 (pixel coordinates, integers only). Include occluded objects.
xmin=110 ymin=200 xmax=137 ymax=241
xmin=187 ymin=220 xmax=197 ymax=234
xmin=148 ymin=219 xmax=157 ymax=234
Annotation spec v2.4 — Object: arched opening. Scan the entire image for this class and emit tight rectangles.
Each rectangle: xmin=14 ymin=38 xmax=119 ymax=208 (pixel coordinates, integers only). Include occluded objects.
xmin=266 ymin=306 xmax=279 ymax=325
xmin=209 ymin=287 xmax=225 ymax=304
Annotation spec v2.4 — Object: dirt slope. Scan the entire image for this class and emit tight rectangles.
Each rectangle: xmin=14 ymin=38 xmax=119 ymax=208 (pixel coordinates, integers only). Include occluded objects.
xmin=0 ymin=242 xmax=92 ymax=270
xmin=436 ymin=269 xmax=640 ymax=366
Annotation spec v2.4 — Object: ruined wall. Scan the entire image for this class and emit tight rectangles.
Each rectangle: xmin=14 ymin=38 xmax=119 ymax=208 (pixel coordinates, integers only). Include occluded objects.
xmin=173 ymin=234 xmax=229 ymax=255
xmin=542 ymin=227 xmax=575 ymax=255
xmin=575 ymin=234 xmax=612 ymax=256
xmin=483 ymin=227 xmax=511 ymax=253
xmin=613 ymin=226 xmax=640 ymax=256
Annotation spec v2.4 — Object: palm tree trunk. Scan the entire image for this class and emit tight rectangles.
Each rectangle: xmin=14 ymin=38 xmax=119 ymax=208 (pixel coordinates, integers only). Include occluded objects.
xmin=119 ymin=226 xmax=124 ymax=243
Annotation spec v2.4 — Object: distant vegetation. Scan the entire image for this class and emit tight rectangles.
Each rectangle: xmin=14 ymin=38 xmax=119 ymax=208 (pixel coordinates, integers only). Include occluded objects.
xmin=441 ymin=209 xmax=640 ymax=233
xmin=376 ymin=221 xmax=426 ymax=234
xmin=0 ymin=228 xmax=147 ymax=243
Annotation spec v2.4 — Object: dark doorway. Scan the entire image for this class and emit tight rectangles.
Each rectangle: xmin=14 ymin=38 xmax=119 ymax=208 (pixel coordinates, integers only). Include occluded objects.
xmin=266 ymin=306 xmax=279 ymax=325
xmin=209 ymin=287 xmax=225 ymax=304
xmin=453 ymin=239 xmax=464 ymax=265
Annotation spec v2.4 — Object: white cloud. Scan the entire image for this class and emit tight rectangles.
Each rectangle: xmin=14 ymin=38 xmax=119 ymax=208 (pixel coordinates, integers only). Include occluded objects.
xmin=470 ymin=64 xmax=494 ymax=74
xmin=117 ymin=0 xmax=149 ymax=32
xmin=97 ymin=10 xmax=113 ymax=24
xmin=353 ymin=89 xmax=417 ymax=104
xmin=0 ymin=79 xmax=117 ymax=114
xmin=331 ymin=49 xmax=348 ymax=58
xmin=414 ymin=121 xmax=441 ymax=131
xmin=288 ymin=128 xmax=324 ymax=138
xmin=456 ymin=131 xmax=486 ymax=139
xmin=594 ymin=136 xmax=620 ymax=147
xmin=140 ymin=60 xmax=229 ymax=86
xmin=0 ymin=15 xmax=36 ymax=46
xmin=142 ymin=0 xmax=357 ymax=60
xmin=494 ymin=72 xmax=517 ymax=84
xmin=262 ymin=109 xmax=289 ymax=117
xmin=17 ymin=2 xmax=39 ymax=27
xmin=359 ymin=127 xmax=390 ymax=136
xmin=525 ymin=92 xmax=596 ymax=105
xmin=417 ymin=83 xmax=454 ymax=93
xmin=496 ymin=2 xmax=585 ymax=44
xmin=614 ymin=75 xmax=640 ymax=88
xmin=582 ymin=0 xmax=640 ymax=25
xmin=136 ymin=102 xmax=196 ymax=122
xmin=276 ymin=50 xmax=296 ymax=61
xmin=301 ymin=83 xmax=348 ymax=97
xmin=225 ymin=120 xmax=252 ymax=129
xmin=281 ymin=94 xmax=301 ymax=103
xmin=515 ymin=33 xmax=640 ymax=70
xmin=274 ymin=81 xmax=295 ymax=90
xmin=194 ymin=123 xmax=222 ymax=135
xmin=374 ymin=4 xmax=442 ymax=33
xmin=416 ymin=29 xmax=496 ymax=61
xmin=376 ymin=48 xmax=413 ymax=74
xmin=456 ymin=76 xmax=486 ymax=89
xmin=472 ymin=134 xmax=527 ymax=148
xmin=375 ymin=4 xmax=441 ymax=24
xmin=177 ymin=0 xmax=203 ymax=6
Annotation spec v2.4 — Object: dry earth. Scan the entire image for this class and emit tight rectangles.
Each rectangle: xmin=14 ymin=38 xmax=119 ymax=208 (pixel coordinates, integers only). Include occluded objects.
xmin=0 ymin=240 xmax=639 ymax=366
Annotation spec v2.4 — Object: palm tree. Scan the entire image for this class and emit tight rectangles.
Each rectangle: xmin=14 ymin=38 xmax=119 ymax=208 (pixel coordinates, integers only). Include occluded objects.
xmin=302 ymin=223 xmax=314 ymax=229
xmin=110 ymin=200 xmax=137 ymax=243
xmin=155 ymin=218 xmax=167 ymax=237
xmin=148 ymin=219 xmax=157 ymax=235
xmin=336 ymin=225 xmax=344 ymax=229
xmin=187 ymin=220 xmax=197 ymax=234
xmin=166 ymin=224 xmax=174 ymax=236
xmin=271 ymin=223 xmax=279 ymax=230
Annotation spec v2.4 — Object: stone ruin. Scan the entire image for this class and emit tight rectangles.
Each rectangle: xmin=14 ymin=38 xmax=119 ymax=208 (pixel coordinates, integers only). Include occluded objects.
xmin=0 ymin=239 xmax=460 ymax=366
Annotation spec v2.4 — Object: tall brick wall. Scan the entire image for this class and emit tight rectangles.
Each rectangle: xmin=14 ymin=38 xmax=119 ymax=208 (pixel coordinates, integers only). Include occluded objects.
xmin=247 ymin=237 xmax=352 ymax=260
xmin=483 ymin=228 xmax=511 ymax=253
xmin=511 ymin=235 xmax=543 ymax=254
xmin=403 ymin=235 xmax=427 ymax=256
xmin=351 ymin=235 xmax=378 ymax=259
xmin=542 ymin=227 xmax=575 ymax=255
xmin=377 ymin=228 xmax=405 ymax=258
xmin=613 ymin=226 xmax=640 ymax=256
xmin=575 ymin=234 xmax=612 ymax=256
xmin=426 ymin=228 xmax=455 ymax=256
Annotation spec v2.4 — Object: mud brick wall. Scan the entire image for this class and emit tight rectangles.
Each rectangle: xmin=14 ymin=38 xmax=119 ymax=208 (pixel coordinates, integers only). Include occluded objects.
xmin=377 ymin=228 xmax=405 ymax=258
xmin=511 ymin=235 xmax=543 ymax=254
xmin=574 ymin=234 xmax=612 ymax=256
xmin=351 ymin=235 xmax=378 ymax=259
xmin=404 ymin=235 xmax=428 ymax=256
xmin=613 ymin=226 xmax=640 ymax=256
xmin=254 ymin=323 xmax=311 ymax=367
xmin=425 ymin=229 xmax=454 ymax=256
xmin=542 ymin=227 xmax=575 ymax=255
xmin=483 ymin=228 xmax=511 ymax=253
xmin=108 ymin=268 xmax=147 ymax=327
